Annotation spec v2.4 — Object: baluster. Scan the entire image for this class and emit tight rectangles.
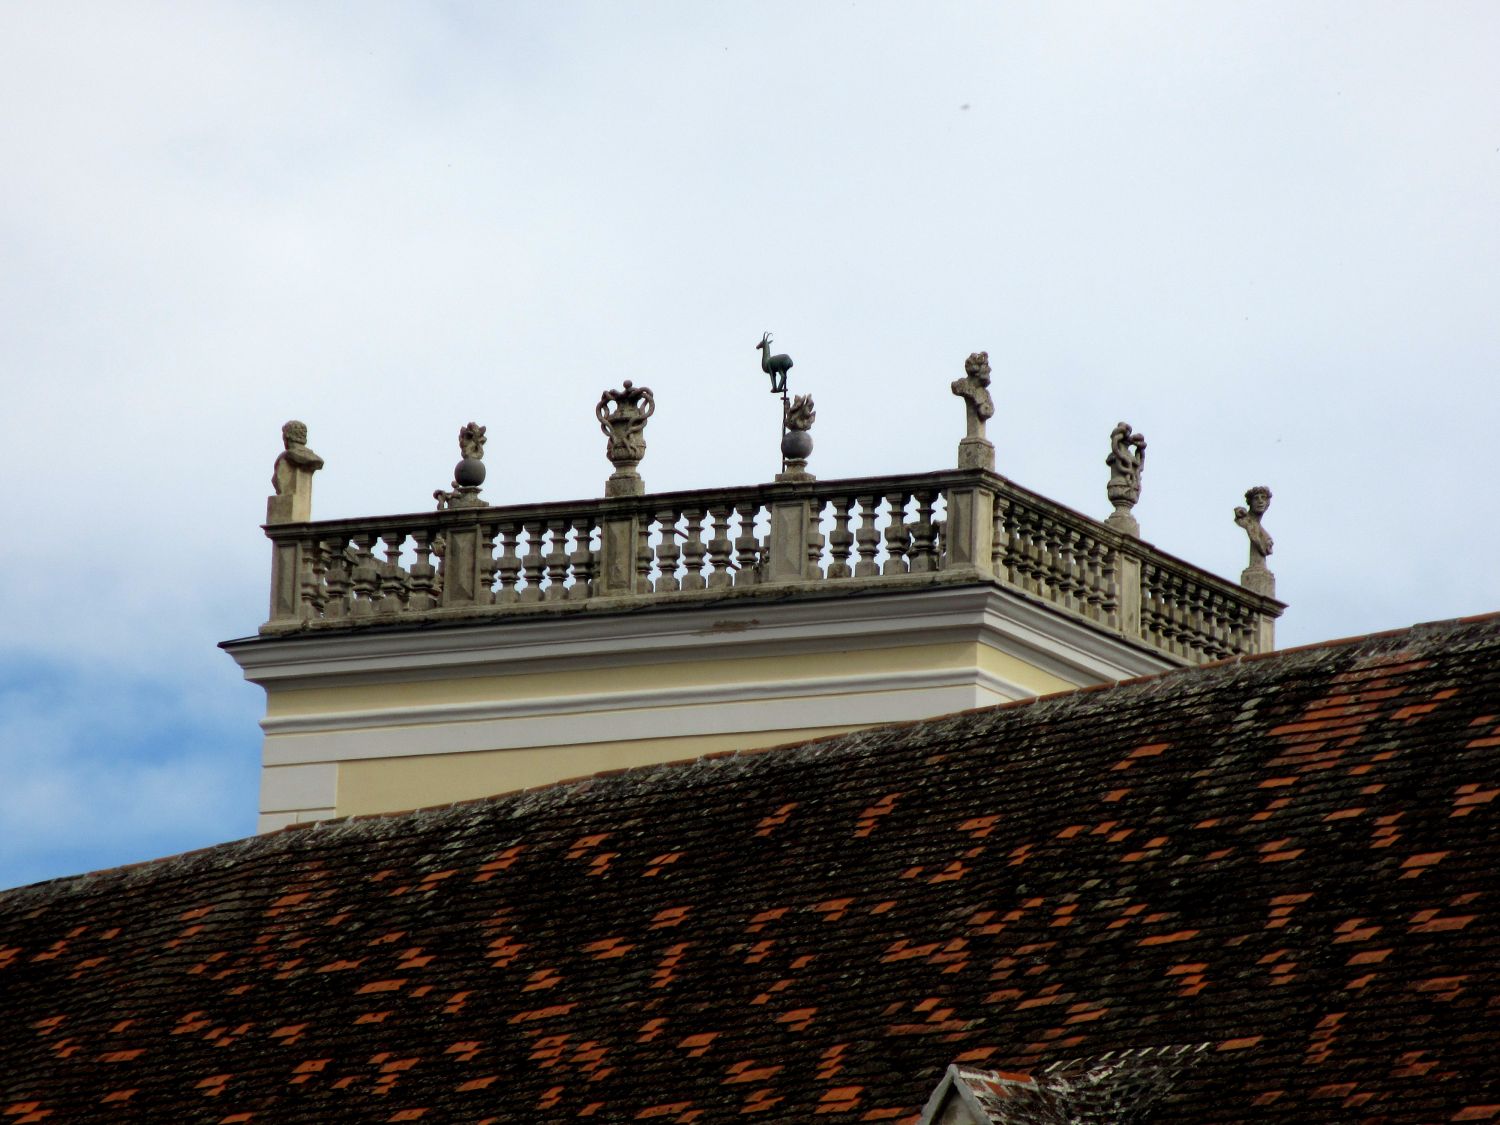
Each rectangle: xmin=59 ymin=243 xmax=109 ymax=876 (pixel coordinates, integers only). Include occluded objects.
xmin=1060 ymin=528 xmax=1084 ymax=613
xmin=301 ymin=537 xmax=327 ymax=620
xmin=805 ymin=499 xmax=827 ymax=579
xmin=1016 ymin=508 xmax=1042 ymax=593
xmin=542 ymin=518 xmax=570 ymax=601
xmin=853 ymin=494 xmax=881 ymax=578
xmin=518 ymin=520 xmax=547 ymax=602
xmin=407 ymin=531 xmax=439 ymax=611
xmin=321 ymin=537 xmax=352 ymax=619
xmin=990 ymin=498 xmax=1008 ymax=582
xmin=1143 ymin=565 xmax=1164 ymax=649
xmin=634 ymin=516 xmax=655 ymax=594
xmin=655 ymin=508 xmax=681 ymax=592
xmin=347 ymin=533 xmax=379 ymax=616
xmin=1162 ymin=571 xmax=1183 ymax=654
xmin=706 ymin=502 xmax=734 ymax=589
xmin=1080 ymin=537 xmax=1105 ymax=622
xmin=882 ymin=492 xmax=911 ymax=575
xmin=1029 ymin=515 xmax=1052 ymax=599
xmin=732 ymin=503 xmax=762 ymax=586
xmin=375 ymin=533 xmax=408 ymax=614
xmin=1006 ymin=508 xmax=1027 ymax=588
xmin=1213 ymin=595 xmax=1235 ymax=657
xmin=1045 ymin=519 xmax=1068 ymax=605
xmin=569 ymin=519 xmax=597 ymax=600
xmin=493 ymin=523 xmax=521 ymax=605
xmin=1180 ymin=582 xmax=1203 ymax=660
xmin=1190 ymin=585 xmax=1215 ymax=661
xmin=476 ymin=523 xmax=499 ymax=606
xmin=1044 ymin=518 xmax=1068 ymax=605
xmin=908 ymin=489 xmax=938 ymax=573
xmin=680 ymin=507 xmax=707 ymax=591
xmin=1152 ymin=571 xmax=1169 ymax=649
xmin=826 ymin=497 xmax=856 ymax=580
xmin=1098 ymin=545 xmax=1119 ymax=627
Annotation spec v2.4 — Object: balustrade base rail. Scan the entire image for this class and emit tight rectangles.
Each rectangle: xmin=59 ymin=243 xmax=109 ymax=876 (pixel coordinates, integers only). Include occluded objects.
xmin=261 ymin=469 xmax=1284 ymax=665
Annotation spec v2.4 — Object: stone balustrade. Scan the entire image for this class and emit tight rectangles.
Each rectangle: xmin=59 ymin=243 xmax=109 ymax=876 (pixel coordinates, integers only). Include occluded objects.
xmin=261 ymin=468 xmax=1284 ymax=665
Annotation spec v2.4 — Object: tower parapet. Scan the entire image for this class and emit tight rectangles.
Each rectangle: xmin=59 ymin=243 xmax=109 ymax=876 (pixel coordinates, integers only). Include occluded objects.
xmin=231 ymin=353 xmax=1284 ymax=831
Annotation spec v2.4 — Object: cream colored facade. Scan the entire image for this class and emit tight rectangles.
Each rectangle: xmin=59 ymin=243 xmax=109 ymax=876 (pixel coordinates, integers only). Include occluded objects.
xmin=226 ymin=583 xmax=1181 ymax=832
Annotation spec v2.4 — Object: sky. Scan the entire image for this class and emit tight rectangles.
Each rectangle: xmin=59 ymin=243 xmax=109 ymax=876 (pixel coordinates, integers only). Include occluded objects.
xmin=1 ymin=2 xmax=1496 ymax=890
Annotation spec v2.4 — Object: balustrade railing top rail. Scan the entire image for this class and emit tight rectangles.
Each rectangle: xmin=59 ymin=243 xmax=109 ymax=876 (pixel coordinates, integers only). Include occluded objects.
xmin=261 ymin=468 xmax=1284 ymax=664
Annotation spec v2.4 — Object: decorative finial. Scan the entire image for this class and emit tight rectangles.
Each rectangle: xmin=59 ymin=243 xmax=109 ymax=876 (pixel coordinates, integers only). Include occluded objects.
xmin=434 ymin=422 xmax=488 ymax=509
xmin=266 ymin=419 xmax=324 ymax=524
xmin=1234 ymin=485 xmax=1275 ymax=596
xmin=951 ymin=351 xmax=995 ymax=470
xmin=757 ymin=332 xmax=793 ymax=394
xmin=777 ymin=394 xmax=816 ymax=481
xmin=1104 ymin=422 xmax=1147 ymax=536
xmin=596 ymin=380 xmax=655 ymax=497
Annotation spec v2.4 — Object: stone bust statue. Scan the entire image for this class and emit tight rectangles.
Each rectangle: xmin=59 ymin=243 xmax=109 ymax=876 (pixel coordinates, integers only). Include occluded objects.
xmin=1234 ymin=486 xmax=1274 ymax=566
xmin=1233 ymin=485 xmax=1275 ymax=596
xmin=271 ymin=420 xmax=324 ymax=494
xmin=267 ymin=420 xmax=324 ymax=524
xmin=951 ymin=351 xmax=995 ymax=469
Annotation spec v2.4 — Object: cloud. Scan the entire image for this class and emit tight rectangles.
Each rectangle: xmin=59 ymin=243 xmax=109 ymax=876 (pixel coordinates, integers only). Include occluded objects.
xmin=0 ymin=659 xmax=260 ymax=890
xmin=0 ymin=2 xmax=1497 ymax=884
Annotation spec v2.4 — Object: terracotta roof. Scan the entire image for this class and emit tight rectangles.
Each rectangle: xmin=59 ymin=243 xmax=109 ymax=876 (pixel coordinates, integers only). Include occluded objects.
xmin=5 ymin=613 xmax=1500 ymax=1122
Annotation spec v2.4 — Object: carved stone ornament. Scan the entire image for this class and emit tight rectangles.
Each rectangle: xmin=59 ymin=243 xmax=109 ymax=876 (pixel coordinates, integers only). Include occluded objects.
xmin=951 ymin=351 xmax=995 ymax=470
xmin=266 ymin=419 xmax=324 ymax=524
xmin=1234 ymin=485 xmax=1275 ymax=596
xmin=597 ymin=380 xmax=655 ymax=497
xmin=1104 ymin=421 xmax=1147 ymax=536
xmin=783 ymin=394 xmax=815 ymax=432
xmin=778 ymin=394 xmax=816 ymax=481
xmin=435 ymin=422 xmax=488 ymax=510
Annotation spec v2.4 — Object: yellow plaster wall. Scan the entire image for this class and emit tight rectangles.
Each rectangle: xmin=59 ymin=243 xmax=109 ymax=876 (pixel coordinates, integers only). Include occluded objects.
xmin=266 ymin=640 xmax=1071 ymax=718
xmin=267 ymin=638 xmax=1076 ymax=820
xmin=976 ymin=644 xmax=1072 ymax=698
xmin=334 ymin=726 xmax=863 ymax=817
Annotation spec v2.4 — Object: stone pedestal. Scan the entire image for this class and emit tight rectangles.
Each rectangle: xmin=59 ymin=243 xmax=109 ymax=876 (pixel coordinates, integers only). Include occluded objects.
xmin=957 ymin=437 xmax=995 ymax=472
xmin=1241 ymin=566 xmax=1276 ymax=598
xmin=1105 ymin=507 xmax=1141 ymax=538
xmin=605 ymin=468 xmax=644 ymax=497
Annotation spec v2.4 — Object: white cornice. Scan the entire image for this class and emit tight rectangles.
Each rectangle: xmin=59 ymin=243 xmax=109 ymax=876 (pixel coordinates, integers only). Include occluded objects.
xmin=226 ymin=583 xmax=1177 ymax=692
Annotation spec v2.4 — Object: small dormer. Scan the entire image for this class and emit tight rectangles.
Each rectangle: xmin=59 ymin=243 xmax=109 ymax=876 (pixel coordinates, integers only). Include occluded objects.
xmin=920 ymin=1046 xmax=1210 ymax=1124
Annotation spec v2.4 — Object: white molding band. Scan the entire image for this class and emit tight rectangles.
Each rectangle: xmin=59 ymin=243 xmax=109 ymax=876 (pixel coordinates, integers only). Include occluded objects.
xmin=260 ymin=668 xmax=1020 ymax=766
xmin=229 ymin=584 xmax=1176 ymax=691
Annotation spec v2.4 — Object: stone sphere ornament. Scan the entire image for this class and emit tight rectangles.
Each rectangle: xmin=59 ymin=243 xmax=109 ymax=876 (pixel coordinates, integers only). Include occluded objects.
xmin=781 ymin=428 xmax=813 ymax=460
xmin=454 ymin=456 xmax=486 ymax=488
xmin=434 ymin=422 xmax=489 ymax=509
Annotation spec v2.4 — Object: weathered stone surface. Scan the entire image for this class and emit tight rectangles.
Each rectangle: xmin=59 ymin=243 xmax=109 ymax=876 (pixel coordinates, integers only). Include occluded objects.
xmin=434 ymin=421 xmax=488 ymax=509
xmin=951 ymin=351 xmax=996 ymax=470
xmin=1234 ymin=485 xmax=1275 ymax=596
xmin=777 ymin=393 xmax=816 ymax=481
xmin=597 ymin=380 xmax=654 ymax=496
xmin=1104 ymin=421 xmax=1146 ymax=536
xmin=266 ymin=419 xmax=323 ymax=524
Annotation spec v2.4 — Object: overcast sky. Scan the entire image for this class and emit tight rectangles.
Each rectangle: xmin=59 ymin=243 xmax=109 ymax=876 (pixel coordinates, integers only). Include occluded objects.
xmin=2 ymin=2 xmax=1496 ymax=890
